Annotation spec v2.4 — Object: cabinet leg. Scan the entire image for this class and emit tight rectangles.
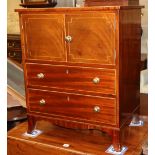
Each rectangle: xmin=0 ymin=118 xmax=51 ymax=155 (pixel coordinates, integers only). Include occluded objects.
xmin=112 ymin=130 xmax=121 ymax=152
xmin=27 ymin=115 xmax=36 ymax=134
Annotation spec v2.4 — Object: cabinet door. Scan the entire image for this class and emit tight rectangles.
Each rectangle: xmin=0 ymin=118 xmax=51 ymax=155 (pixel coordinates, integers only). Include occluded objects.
xmin=22 ymin=14 xmax=66 ymax=61
xmin=66 ymin=13 xmax=116 ymax=64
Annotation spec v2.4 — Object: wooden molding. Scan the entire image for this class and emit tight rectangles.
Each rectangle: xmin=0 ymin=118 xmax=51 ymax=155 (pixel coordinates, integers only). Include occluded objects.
xmin=7 ymin=85 xmax=26 ymax=108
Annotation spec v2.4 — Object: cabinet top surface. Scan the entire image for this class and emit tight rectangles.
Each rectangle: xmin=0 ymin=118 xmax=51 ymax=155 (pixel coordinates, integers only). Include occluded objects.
xmin=15 ymin=6 xmax=144 ymax=13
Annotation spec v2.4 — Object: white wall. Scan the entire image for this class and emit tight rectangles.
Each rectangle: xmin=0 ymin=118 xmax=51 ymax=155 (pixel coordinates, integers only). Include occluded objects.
xmin=7 ymin=0 xmax=22 ymax=34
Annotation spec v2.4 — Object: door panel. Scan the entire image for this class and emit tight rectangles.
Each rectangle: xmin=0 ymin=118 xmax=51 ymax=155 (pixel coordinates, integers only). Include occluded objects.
xmin=22 ymin=14 xmax=66 ymax=61
xmin=66 ymin=13 xmax=116 ymax=64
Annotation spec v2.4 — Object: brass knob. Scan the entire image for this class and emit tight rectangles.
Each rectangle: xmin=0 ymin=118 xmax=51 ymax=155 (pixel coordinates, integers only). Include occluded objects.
xmin=65 ymin=36 xmax=72 ymax=43
xmin=93 ymin=106 xmax=100 ymax=113
xmin=92 ymin=77 xmax=100 ymax=84
xmin=39 ymin=99 xmax=46 ymax=105
xmin=8 ymin=52 xmax=16 ymax=58
xmin=8 ymin=42 xmax=15 ymax=48
xmin=37 ymin=73 xmax=44 ymax=79
xmin=141 ymin=13 xmax=144 ymax=17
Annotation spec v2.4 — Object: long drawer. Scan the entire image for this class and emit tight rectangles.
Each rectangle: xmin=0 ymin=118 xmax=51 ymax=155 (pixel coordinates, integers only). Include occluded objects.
xmin=27 ymin=89 xmax=116 ymax=125
xmin=25 ymin=63 xmax=116 ymax=95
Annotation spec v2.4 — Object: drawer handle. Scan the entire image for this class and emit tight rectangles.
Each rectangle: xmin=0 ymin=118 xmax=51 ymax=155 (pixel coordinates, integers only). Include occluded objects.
xmin=39 ymin=99 xmax=46 ymax=105
xmin=65 ymin=36 xmax=72 ymax=43
xmin=37 ymin=73 xmax=44 ymax=79
xmin=92 ymin=77 xmax=100 ymax=84
xmin=93 ymin=106 xmax=100 ymax=113
xmin=8 ymin=52 xmax=16 ymax=58
xmin=8 ymin=42 xmax=15 ymax=48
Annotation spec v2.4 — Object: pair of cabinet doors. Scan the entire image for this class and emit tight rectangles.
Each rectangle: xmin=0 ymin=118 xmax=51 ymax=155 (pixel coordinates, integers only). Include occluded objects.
xmin=21 ymin=13 xmax=116 ymax=64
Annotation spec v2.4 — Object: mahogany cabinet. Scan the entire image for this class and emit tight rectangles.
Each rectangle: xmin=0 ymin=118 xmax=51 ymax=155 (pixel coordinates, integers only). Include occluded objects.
xmin=16 ymin=6 xmax=143 ymax=152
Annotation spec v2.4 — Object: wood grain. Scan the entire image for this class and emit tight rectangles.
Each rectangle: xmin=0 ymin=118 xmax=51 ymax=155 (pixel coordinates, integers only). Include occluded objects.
xmin=85 ymin=0 xmax=139 ymax=6
xmin=119 ymin=9 xmax=142 ymax=126
xmin=26 ymin=63 xmax=116 ymax=95
xmin=7 ymin=34 xmax=22 ymax=64
xmin=7 ymin=86 xmax=26 ymax=108
xmin=16 ymin=6 xmax=143 ymax=152
xmin=15 ymin=6 xmax=144 ymax=13
xmin=22 ymin=14 xmax=66 ymax=61
xmin=66 ymin=13 xmax=116 ymax=64
xmin=7 ymin=118 xmax=147 ymax=155
xmin=27 ymin=88 xmax=116 ymax=126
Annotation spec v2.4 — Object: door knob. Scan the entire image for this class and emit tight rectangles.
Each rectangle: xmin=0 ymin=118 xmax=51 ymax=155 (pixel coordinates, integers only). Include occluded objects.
xmin=65 ymin=36 xmax=72 ymax=43
xmin=93 ymin=106 xmax=101 ymax=113
xmin=92 ymin=77 xmax=100 ymax=84
xmin=37 ymin=73 xmax=44 ymax=79
xmin=39 ymin=99 xmax=46 ymax=105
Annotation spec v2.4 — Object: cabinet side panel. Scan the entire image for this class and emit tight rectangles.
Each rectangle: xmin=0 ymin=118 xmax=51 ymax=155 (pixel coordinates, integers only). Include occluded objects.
xmin=119 ymin=9 xmax=141 ymax=126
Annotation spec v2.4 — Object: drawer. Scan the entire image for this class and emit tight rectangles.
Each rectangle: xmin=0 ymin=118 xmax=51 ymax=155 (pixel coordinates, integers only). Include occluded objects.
xmin=26 ymin=63 xmax=116 ymax=95
xmin=7 ymin=40 xmax=21 ymax=49
xmin=7 ymin=50 xmax=22 ymax=63
xmin=27 ymin=89 xmax=116 ymax=125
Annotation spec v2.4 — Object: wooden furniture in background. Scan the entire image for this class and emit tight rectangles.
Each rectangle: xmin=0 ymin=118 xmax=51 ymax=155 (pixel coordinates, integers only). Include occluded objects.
xmin=84 ymin=0 xmax=139 ymax=6
xmin=8 ymin=118 xmax=147 ymax=155
xmin=16 ymin=6 xmax=143 ymax=152
xmin=7 ymin=103 xmax=27 ymax=131
xmin=140 ymin=93 xmax=148 ymax=116
xmin=140 ymin=53 xmax=147 ymax=71
xmin=7 ymin=34 xmax=22 ymax=64
xmin=20 ymin=0 xmax=57 ymax=8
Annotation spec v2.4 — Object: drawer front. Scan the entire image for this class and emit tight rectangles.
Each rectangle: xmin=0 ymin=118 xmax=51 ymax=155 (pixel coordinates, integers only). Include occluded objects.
xmin=7 ymin=38 xmax=22 ymax=63
xmin=28 ymin=89 xmax=116 ymax=125
xmin=7 ymin=40 xmax=21 ymax=49
xmin=7 ymin=50 xmax=22 ymax=63
xmin=26 ymin=63 xmax=116 ymax=95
